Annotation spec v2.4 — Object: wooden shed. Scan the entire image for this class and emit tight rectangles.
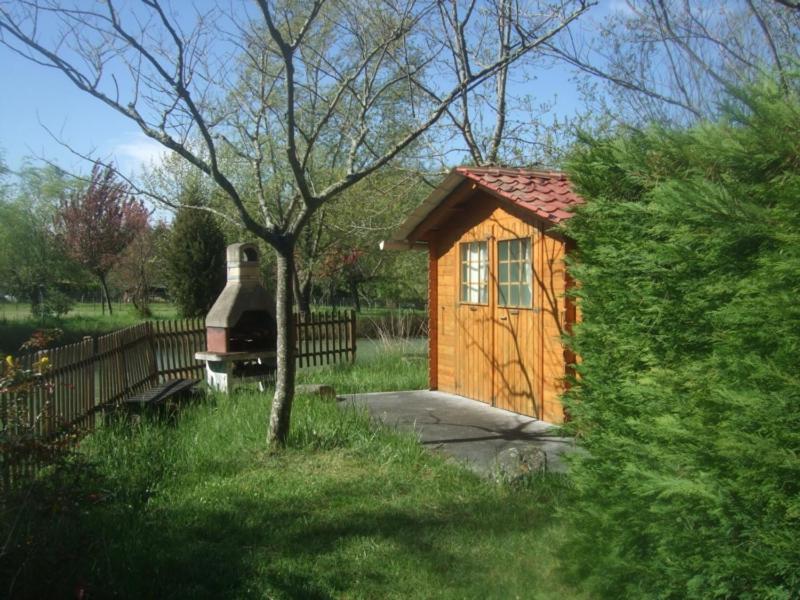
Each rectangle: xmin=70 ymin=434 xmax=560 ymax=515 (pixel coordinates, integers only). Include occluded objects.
xmin=383 ymin=167 xmax=583 ymax=423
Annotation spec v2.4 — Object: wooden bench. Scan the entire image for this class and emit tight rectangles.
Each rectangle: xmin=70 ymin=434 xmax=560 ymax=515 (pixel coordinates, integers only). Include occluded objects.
xmin=121 ymin=378 xmax=200 ymax=414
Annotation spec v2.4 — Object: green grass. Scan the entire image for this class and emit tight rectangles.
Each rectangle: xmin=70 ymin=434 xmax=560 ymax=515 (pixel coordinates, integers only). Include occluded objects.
xmin=0 ymin=302 xmax=178 ymax=354
xmin=0 ymin=344 xmax=580 ymax=599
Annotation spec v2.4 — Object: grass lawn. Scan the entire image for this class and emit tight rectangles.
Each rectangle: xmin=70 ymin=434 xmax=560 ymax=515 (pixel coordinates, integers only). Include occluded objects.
xmin=0 ymin=302 xmax=178 ymax=354
xmin=0 ymin=342 xmax=581 ymax=599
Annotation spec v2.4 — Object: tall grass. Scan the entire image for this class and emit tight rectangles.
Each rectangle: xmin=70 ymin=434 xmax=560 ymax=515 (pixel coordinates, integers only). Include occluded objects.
xmin=0 ymin=343 xmax=578 ymax=599
xmin=298 ymin=336 xmax=428 ymax=394
xmin=358 ymin=309 xmax=428 ymax=340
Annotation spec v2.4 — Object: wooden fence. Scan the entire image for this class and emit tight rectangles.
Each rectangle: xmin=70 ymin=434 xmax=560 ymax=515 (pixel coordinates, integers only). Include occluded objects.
xmin=1 ymin=311 xmax=355 ymax=488
xmin=295 ymin=310 xmax=357 ymax=367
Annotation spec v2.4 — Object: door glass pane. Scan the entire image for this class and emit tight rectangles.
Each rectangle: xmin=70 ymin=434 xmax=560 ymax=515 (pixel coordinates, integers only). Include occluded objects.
xmin=460 ymin=241 xmax=488 ymax=304
xmin=497 ymin=238 xmax=532 ymax=308
xmin=499 ymin=241 xmax=508 ymax=261
xmin=520 ymin=284 xmax=531 ymax=307
xmin=499 ymin=263 xmax=509 ymax=284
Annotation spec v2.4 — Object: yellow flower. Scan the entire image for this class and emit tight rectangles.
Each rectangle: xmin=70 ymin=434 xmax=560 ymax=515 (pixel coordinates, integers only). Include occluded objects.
xmin=5 ymin=355 xmax=13 ymax=368
xmin=39 ymin=356 xmax=50 ymax=367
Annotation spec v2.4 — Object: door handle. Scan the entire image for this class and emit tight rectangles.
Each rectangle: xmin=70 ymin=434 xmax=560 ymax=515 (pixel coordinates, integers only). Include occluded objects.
xmin=499 ymin=316 xmax=508 ymax=321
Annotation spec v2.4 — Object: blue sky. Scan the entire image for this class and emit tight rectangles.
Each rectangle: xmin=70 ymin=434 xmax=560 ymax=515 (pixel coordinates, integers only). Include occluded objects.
xmin=1 ymin=47 xmax=167 ymax=178
xmin=0 ymin=2 xmax=618 ymax=179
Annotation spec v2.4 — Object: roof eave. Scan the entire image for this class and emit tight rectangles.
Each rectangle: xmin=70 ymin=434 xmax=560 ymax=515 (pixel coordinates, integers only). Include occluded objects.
xmin=384 ymin=170 xmax=466 ymax=246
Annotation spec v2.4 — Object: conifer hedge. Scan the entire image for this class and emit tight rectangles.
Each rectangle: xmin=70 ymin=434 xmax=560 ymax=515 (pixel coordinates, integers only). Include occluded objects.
xmin=562 ymin=78 xmax=800 ymax=598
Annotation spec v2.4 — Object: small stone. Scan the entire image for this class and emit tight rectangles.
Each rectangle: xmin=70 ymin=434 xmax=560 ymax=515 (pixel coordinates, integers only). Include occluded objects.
xmin=295 ymin=384 xmax=336 ymax=400
xmin=493 ymin=446 xmax=547 ymax=483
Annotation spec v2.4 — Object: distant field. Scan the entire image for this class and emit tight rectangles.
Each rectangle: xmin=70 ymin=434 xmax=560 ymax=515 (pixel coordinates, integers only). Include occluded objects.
xmin=0 ymin=302 xmax=178 ymax=355
xmin=0 ymin=302 xmax=177 ymax=322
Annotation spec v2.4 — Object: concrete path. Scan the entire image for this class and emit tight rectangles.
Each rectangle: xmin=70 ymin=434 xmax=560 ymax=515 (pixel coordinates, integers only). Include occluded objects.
xmin=337 ymin=390 xmax=577 ymax=476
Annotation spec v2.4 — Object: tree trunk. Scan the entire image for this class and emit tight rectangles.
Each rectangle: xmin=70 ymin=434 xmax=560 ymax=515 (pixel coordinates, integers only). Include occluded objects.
xmin=133 ymin=264 xmax=152 ymax=317
xmin=299 ymin=276 xmax=312 ymax=315
xmin=349 ymin=279 xmax=361 ymax=312
xmin=32 ymin=284 xmax=44 ymax=320
xmin=267 ymin=244 xmax=297 ymax=449
xmin=292 ymin=266 xmax=312 ymax=316
xmin=99 ymin=274 xmax=113 ymax=315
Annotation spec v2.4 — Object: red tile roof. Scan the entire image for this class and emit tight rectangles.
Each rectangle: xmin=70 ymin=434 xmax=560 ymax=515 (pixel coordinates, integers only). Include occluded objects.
xmin=455 ymin=166 xmax=583 ymax=224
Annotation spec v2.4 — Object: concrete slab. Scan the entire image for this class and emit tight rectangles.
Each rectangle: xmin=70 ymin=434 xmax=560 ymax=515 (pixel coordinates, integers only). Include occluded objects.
xmin=337 ymin=390 xmax=577 ymax=476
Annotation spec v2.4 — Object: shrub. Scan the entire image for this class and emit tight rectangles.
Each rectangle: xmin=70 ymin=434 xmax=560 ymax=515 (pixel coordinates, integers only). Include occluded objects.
xmin=561 ymin=77 xmax=800 ymax=598
xmin=163 ymin=181 xmax=226 ymax=317
xmin=30 ymin=286 xmax=73 ymax=320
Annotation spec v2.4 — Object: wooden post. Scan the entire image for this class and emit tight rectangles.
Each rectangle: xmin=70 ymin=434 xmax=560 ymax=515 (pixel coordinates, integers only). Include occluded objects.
xmin=311 ymin=312 xmax=317 ymax=367
xmin=325 ymin=310 xmax=331 ymax=365
xmin=349 ymin=309 xmax=357 ymax=363
xmin=297 ymin=312 xmax=304 ymax=369
xmin=86 ymin=336 xmax=96 ymax=431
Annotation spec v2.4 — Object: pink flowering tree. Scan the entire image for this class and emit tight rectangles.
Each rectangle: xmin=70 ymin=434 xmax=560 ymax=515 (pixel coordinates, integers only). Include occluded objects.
xmin=56 ymin=164 xmax=149 ymax=315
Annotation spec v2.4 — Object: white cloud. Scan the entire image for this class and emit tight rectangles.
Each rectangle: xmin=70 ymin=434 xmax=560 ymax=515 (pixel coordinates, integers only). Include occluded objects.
xmin=113 ymin=131 xmax=170 ymax=174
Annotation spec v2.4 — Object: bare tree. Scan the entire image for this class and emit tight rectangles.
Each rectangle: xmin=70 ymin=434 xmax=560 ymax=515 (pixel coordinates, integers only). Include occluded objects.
xmin=545 ymin=0 xmax=800 ymax=125
xmin=0 ymin=0 xmax=590 ymax=447
xmin=428 ymin=0 xmax=571 ymax=166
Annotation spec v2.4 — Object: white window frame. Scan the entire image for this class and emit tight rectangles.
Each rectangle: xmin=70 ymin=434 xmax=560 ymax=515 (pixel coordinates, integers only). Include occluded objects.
xmin=459 ymin=240 xmax=489 ymax=305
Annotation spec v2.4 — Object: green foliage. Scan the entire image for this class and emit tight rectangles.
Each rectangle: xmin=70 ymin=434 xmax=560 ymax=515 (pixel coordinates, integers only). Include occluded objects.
xmin=1 ymin=339 xmax=53 ymax=459
xmin=163 ymin=181 xmax=226 ymax=317
xmin=31 ymin=287 xmax=73 ymax=320
xmin=0 ymin=164 xmax=84 ymax=318
xmin=310 ymin=171 xmax=430 ymax=310
xmin=562 ymin=76 xmax=800 ymax=598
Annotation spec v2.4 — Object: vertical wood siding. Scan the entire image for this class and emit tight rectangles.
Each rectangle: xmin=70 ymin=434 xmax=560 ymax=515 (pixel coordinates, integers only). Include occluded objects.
xmin=432 ymin=191 xmax=568 ymax=423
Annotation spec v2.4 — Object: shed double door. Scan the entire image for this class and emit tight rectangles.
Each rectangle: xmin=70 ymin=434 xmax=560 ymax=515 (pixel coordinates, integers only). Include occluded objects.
xmin=453 ymin=241 xmax=540 ymax=419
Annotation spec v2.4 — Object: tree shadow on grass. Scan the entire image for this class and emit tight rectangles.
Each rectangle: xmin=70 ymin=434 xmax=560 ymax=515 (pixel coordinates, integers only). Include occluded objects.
xmin=107 ymin=481 xmax=543 ymax=598
xmin=2 ymin=456 xmax=563 ymax=599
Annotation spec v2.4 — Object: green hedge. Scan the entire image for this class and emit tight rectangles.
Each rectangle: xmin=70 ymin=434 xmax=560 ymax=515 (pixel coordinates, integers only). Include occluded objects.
xmin=562 ymin=78 xmax=800 ymax=598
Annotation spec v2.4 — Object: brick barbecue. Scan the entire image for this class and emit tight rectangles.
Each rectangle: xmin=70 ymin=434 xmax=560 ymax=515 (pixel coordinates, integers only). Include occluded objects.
xmin=195 ymin=242 xmax=277 ymax=392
